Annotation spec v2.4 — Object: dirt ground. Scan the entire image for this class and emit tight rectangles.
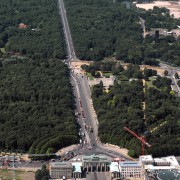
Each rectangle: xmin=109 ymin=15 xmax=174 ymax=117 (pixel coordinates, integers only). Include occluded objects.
xmin=136 ymin=1 xmax=180 ymax=19
xmin=19 ymin=171 xmax=35 ymax=180
xmin=121 ymin=63 xmax=166 ymax=76
xmin=71 ymin=61 xmax=90 ymax=70
xmin=140 ymin=65 xmax=165 ymax=76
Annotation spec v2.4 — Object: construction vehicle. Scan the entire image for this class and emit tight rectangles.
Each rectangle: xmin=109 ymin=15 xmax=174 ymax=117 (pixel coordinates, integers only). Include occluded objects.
xmin=124 ymin=127 xmax=151 ymax=155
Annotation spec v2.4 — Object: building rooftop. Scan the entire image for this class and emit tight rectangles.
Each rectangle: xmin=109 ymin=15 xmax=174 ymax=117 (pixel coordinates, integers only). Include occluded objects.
xmin=50 ymin=162 xmax=72 ymax=168
xmin=158 ymin=156 xmax=179 ymax=167
xmin=72 ymin=162 xmax=82 ymax=173
xmin=140 ymin=155 xmax=179 ymax=167
xmin=143 ymin=156 xmax=180 ymax=171
xmin=110 ymin=162 xmax=120 ymax=172
xmin=139 ymin=155 xmax=154 ymax=163
xmin=19 ymin=23 xmax=27 ymax=29
xmin=119 ymin=161 xmax=141 ymax=167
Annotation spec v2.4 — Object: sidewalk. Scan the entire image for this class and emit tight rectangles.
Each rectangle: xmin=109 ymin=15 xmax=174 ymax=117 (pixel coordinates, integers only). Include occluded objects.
xmin=101 ymin=143 xmax=135 ymax=161
xmin=56 ymin=144 xmax=79 ymax=156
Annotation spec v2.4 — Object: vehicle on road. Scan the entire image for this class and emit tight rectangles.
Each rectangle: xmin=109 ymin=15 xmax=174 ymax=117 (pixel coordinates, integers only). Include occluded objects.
xmin=90 ymin=127 xmax=93 ymax=132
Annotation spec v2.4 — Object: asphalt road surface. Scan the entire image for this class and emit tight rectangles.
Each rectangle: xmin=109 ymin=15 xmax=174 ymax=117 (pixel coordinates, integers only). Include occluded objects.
xmin=58 ymin=0 xmax=130 ymax=160
xmin=71 ymin=70 xmax=129 ymax=160
xmin=160 ymin=62 xmax=180 ymax=96
xmin=58 ymin=0 xmax=76 ymax=61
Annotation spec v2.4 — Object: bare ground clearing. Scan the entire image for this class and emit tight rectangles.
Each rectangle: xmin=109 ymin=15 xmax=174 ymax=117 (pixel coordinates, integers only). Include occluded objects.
xmin=136 ymin=1 xmax=180 ymax=18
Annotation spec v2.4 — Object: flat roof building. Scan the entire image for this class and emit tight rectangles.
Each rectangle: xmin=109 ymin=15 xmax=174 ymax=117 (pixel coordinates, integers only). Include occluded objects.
xmin=140 ymin=155 xmax=180 ymax=171
xmin=139 ymin=155 xmax=154 ymax=165
xmin=140 ymin=155 xmax=180 ymax=179
xmin=119 ymin=161 xmax=141 ymax=179
xmin=49 ymin=162 xmax=73 ymax=179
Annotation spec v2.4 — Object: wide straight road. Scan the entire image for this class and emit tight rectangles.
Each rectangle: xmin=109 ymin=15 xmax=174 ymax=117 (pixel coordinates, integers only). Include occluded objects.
xmin=71 ymin=72 xmax=129 ymax=159
xmin=58 ymin=0 xmax=76 ymax=61
xmin=58 ymin=0 xmax=131 ymax=160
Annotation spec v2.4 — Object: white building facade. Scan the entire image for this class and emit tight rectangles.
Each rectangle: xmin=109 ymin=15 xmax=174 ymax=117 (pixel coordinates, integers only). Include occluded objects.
xmin=119 ymin=161 xmax=141 ymax=179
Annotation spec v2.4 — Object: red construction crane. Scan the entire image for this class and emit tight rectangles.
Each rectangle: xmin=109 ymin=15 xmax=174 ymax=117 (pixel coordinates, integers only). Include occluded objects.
xmin=124 ymin=127 xmax=151 ymax=155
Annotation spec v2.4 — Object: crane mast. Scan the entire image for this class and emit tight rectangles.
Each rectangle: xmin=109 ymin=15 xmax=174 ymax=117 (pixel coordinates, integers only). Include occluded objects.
xmin=124 ymin=127 xmax=151 ymax=155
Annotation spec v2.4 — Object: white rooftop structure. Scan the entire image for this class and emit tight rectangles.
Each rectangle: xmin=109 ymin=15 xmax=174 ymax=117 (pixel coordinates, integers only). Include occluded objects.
xmin=140 ymin=155 xmax=180 ymax=172
xmin=110 ymin=162 xmax=120 ymax=173
xmin=154 ymin=156 xmax=179 ymax=167
xmin=72 ymin=162 xmax=82 ymax=173
xmin=139 ymin=155 xmax=154 ymax=165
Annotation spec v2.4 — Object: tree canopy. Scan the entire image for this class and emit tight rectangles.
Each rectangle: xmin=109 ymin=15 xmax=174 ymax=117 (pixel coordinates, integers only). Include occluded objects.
xmin=64 ymin=0 xmax=180 ymax=65
xmin=91 ymin=65 xmax=180 ymax=157
xmin=0 ymin=0 xmax=66 ymax=59
xmin=0 ymin=58 xmax=78 ymax=153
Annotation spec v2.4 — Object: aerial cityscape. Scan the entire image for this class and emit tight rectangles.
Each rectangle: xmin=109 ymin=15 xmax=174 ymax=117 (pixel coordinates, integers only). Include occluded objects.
xmin=0 ymin=0 xmax=180 ymax=179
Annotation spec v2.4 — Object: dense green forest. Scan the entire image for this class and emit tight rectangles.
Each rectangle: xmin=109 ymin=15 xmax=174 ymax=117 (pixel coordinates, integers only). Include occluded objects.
xmin=0 ymin=58 xmax=78 ymax=153
xmin=65 ymin=0 xmax=143 ymax=62
xmin=91 ymin=63 xmax=180 ymax=157
xmin=145 ymin=81 xmax=180 ymax=156
xmin=64 ymin=0 xmax=180 ymax=65
xmin=0 ymin=0 xmax=78 ymax=154
xmin=0 ymin=0 xmax=66 ymax=59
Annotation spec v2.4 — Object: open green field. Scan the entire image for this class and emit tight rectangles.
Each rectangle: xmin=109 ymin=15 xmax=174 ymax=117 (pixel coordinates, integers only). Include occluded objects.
xmin=0 ymin=48 xmax=5 ymax=53
xmin=102 ymin=72 xmax=112 ymax=78
xmin=0 ymin=169 xmax=35 ymax=180
xmin=146 ymin=76 xmax=157 ymax=88
xmin=86 ymin=72 xmax=94 ymax=80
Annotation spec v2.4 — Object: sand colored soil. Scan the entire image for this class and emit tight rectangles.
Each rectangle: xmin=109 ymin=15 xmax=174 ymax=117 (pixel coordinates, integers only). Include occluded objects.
xmin=136 ymin=1 xmax=180 ymax=19
xmin=71 ymin=61 xmax=90 ymax=69
xmin=56 ymin=144 xmax=79 ymax=156
xmin=19 ymin=171 xmax=35 ymax=180
xmin=140 ymin=65 xmax=165 ymax=76
xmin=121 ymin=63 xmax=166 ymax=76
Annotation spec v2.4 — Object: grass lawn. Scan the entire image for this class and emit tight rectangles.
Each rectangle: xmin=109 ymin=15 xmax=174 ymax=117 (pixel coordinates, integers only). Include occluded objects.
xmin=0 ymin=48 xmax=5 ymax=53
xmin=146 ymin=76 xmax=157 ymax=88
xmin=0 ymin=170 xmax=35 ymax=180
xmin=0 ymin=169 xmax=22 ymax=180
xmin=102 ymin=72 xmax=112 ymax=78
xmin=86 ymin=72 xmax=94 ymax=80
xmin=89 ymin=77 xmax=94 ymax=80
